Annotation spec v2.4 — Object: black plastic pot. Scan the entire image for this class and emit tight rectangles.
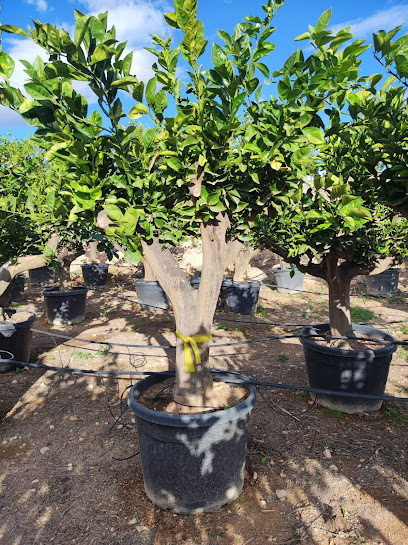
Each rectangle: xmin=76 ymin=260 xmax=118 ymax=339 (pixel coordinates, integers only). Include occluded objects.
xmin=134 ymin=279 xmax=169 ymax=311
xmin=300 ymin=323 xmax=397 ymax=414
xmin=190 ymin=277 xmax=222 ymax=308
xmin=365 ymin=268 xmax=400 ymax=297
xmin=0 ymin=309 xmax=36 ymax=373
xmin=81 ymin=263 xmax=109 ymax=286
xmin=221 ymin=279 xmax=260 ymax=315
xmin=43 ymin=287 xmax=88 ymax=325
xmin=128 ymin=370 xmax=256 ymax=514
xmin=273 ymin=266 xmax=304 ymax=294
xmin=10 ymin=274 xmax=25 ymax=302
xmin=28 ymin=266 xmax=55 ymax=286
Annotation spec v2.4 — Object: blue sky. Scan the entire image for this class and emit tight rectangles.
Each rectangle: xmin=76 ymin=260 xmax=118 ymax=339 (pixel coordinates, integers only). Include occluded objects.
xmin=1 ymin=0 xmax=408 ymax=138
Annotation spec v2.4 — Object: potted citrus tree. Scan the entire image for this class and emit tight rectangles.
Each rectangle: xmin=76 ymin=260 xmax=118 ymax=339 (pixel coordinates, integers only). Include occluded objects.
xmin=253 ymin=14 xmax=408 ymax=413
xmin=0 ymin=0 xmax=297 ymax=512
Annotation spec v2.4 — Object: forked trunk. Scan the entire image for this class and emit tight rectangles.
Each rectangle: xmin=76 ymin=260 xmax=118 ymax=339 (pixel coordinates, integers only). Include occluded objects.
xmin=56 ymin=248 xmax=80 ymax=291
xmin=232 ymin=243 xmax=260 ymax=283
xmin=141 ymin=216 xmax=229 ymax=411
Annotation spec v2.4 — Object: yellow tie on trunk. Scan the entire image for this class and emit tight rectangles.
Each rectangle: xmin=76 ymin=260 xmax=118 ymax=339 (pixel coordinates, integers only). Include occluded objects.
xmin=176 ymin=331 xmax=212 ymax=373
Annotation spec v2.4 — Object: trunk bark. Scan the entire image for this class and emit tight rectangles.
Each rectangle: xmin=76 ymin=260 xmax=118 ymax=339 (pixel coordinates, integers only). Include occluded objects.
xmin=232 ymin=243 xmax=260 ymax=282
xmin=325 ymin=255 xmax=353 ymax=338
xmin=88 ymin=241 xmax=98 ymax=263
xmin=0 ymin=234 xmax=60 ymax=299
xmin=142 ymin=258 xmax=156 ymax=281
xmin=141 ymin=216 xmax=229 ymax=411
xmin=56 ymin=248 xmax=81 ymax=291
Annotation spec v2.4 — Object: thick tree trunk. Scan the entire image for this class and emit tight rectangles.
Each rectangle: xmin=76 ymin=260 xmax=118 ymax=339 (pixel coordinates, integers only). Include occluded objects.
xmin=0 ymin=234 xmax=60 ymax=299
xmin=326 ymin=255 xmax=353 ymax=338
xmin=141 ymin=216 xmax=229 ymax=411
xmin=88 ymin=241 xmax=98 ymax=263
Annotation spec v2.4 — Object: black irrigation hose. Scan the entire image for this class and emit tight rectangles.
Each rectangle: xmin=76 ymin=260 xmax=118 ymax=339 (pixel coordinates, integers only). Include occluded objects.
xmin=12 ymin=323 xmax=408 ymax=350
xmin=5 ymin=360 xmax=408 ymax=403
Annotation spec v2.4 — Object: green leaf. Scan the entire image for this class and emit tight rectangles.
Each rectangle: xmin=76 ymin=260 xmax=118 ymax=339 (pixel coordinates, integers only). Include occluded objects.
xmin=128 ymin=103 xmax=149 ymax=119
xmin=302 ymin=127 xmax=325 ymax=145
xmin=74 ymin=16 xmax=90 ymax=47
xmin=90 ymin=44 xmax=112 ymax=64
xmin=0 ymin=51 xmax=15 ymax=78
xmin=164 ymin=12 xmax=180 ymax=29
xmin=24 ymin=83 xmax=52 ymax=100
xmin=255 ymin=62 xmax=269 ymax=78
xmin=124 ymin=250 xmax=142 ymax=264
xmin=212 ymin=43 xmax=227 ymax=67
xmin=146 ymin=76 xmax=157 ymax=107
xmin=0 ymin=25 xmax=29 ymax=38
xmin=315 ymin=8 xmax=331 ymax=33
xmin=295 ymin=32 xmax=310 ymax=41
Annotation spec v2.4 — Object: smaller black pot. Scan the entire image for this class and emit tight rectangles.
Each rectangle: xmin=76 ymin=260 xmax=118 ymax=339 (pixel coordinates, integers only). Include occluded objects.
xmin=81 ymin=263 xmax=109 ymax=286
xmin=300 ymin=323 xmax=397 ymax=413
xmin=221 ymin=279 xmax=260 ymax=315
xmin=43 ymin=287 xmax=88 ymax=325
xmin=0 ymin=309 xmax=36 ymax=373
xmin=134 ymin=280 xmax=169 ymax=311
xmin=10 ymin=274 xmax=25 ymax=302
xmin=273 ymin=267 xmax=304 ymax=294
xmin=365 ymin=268 xmax=400 ymax=297
xmin=28 ymin=266 xmax=55 ymax=286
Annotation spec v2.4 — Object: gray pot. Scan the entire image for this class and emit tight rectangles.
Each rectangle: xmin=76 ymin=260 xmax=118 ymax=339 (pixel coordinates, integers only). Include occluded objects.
xmin=43 ymin=287 xmax=88 ymax=325
xmin=128 ymin=370 xmax=256 ymax=514
xmin=273 ymin=267 xmax=304 ymax=294
xmin=0 ymin=309 xmax=36 ymax=373
xmin=134 ymin=279 xmax=169 ymax=311
xmin=365 ymin=268 xmax=400 ymax=297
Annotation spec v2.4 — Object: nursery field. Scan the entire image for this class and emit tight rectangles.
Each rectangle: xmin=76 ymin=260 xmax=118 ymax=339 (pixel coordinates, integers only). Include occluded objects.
xmin=1 ymin=260 xmax=408 ymax=545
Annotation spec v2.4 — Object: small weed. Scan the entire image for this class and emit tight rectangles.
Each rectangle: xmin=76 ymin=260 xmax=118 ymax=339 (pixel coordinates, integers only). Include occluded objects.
xmin=216 ymin=322 xmax=227 ymax=330
xmin=390 ymin=380 xmax=408 ymax=395
xmin=73 ymin=350 xmax=94 ymax=360
xmin=276 ymin=353 xmax=289 ymax=363
xmin=103 ymin=308 xmax=115 ymax=316
xmin=9 ymin=304 xmax=23 ymax=310
xmin=46 ymin=441 xmax=52 ymax=447
xmin=350 ymin=306 xmax=376 ymax=322
xmin=348 ymin=538 xmax=368 ymax=545
xmin=234 ymin=326 xmax=243 ymax=332
xmin=14 ymin=367 xmax=24 ymax=373
xmin=261 ymin=456 xmax=268 ymax=465
xmin=398 ymin=346 xmax=408 ymax=362
xmin=321 ymin=408 xmax=344 ymax=420
xmin=301 ymin=310 xmax=307 ymax=318
xmin=401 ymin=325 xmax=408 ymax=335
xmin=257 ymin=305 xmax=267 ymax=318
xmin=384 ymin=405 xmax=408 ymax=424
xmin=97 ymin=345 xmax=111 ymax=356
xmin=341 ymin=505 xmax=348 ymax=518
xmin=236 ymin=493 xmax=244 ymax=504
xmin=389 ymin=293 xmax=405 ymax=304
xmin=48 ymin=356 xmax=55 ymax=361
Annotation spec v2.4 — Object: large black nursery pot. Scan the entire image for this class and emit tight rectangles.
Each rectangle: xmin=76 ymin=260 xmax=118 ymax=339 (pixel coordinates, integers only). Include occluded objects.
xmin=28 ymin=266 xmax=55 ymax=286
xmin=190 ymin=276 xmax=222 ymax=308
xmin=365 ymin=268 xmax=400 ymax=297
xmin=0 ymin=309 xmax=36 ymax=373
xmin=134 ymin=279 xmax=169 ymax=311
xmin=300 ymin=323 xmax=397 ymax=414
xmin=43 ymin=286 xmax=88 ymax=325
xmin=81 ymin=263 xmax=109 ymax=286
xmin=273 ymin=266 xmax=304 ymax=294
xmin=221 ymin=279 xmax=261 ymax=315
xmin=128 ymin=370 xmax=256 ymax=514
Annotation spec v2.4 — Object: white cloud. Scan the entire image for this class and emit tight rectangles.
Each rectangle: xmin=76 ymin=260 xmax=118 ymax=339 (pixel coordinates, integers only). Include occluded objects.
xmin=330 ymin=5 xmax=408 ymax=38
xmin=78 ymin=0 xmax=171 ymax=48
xmin=25 ymin=0 xmax=48 ymax=12
xmin=5 ymin=38 xmax=46 ymax=90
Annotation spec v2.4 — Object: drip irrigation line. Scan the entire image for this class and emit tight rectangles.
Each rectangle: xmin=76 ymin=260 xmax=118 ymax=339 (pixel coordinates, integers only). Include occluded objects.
xmin=5 ymin=360 xmax=408 ymax=403
xmin=12 ymin=323 xmax=408 ymax=351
